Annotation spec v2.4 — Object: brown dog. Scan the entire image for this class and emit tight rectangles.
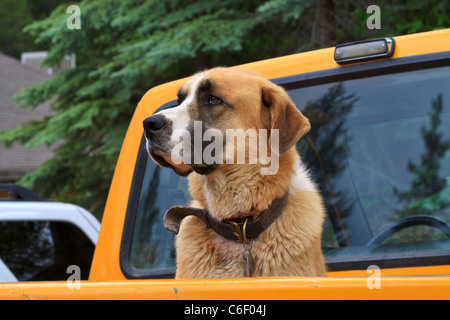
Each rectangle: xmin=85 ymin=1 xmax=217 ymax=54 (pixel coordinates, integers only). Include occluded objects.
xmin=143 ymin=67 xmax=326 ymax=278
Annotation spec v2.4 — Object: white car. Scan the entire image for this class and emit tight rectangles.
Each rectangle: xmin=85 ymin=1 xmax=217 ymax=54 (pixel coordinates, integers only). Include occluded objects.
xmin=0 ymin=184 xmax=100 ymax=282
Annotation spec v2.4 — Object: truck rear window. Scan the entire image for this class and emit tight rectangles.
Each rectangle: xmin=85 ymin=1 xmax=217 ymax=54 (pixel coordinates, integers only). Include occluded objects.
xmin=293 ymin=65 xmax=450 ymax=269
xmin=123 ymin=58 xmax=450 ymax=278
xmin=0 ymin=221 xmax=95 ymax=281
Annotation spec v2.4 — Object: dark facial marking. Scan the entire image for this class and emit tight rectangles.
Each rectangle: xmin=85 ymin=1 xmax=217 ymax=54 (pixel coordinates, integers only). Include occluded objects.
xmin=177 ymin=87 xmax=188 ymax=105
xmin=198 ymin=79 xmax=214 ymax=94
xmin=196 ymin=79 xmax=227 ymax=108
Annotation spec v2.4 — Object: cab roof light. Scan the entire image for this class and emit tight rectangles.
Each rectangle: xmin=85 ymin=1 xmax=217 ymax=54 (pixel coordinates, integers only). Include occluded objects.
xmin=334 ymin=38 xmax=395 ymax=64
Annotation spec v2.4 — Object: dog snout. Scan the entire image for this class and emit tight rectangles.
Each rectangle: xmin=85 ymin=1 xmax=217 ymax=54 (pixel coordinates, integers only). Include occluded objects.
xmin=143 ymin=115 xmax=166 ymax=138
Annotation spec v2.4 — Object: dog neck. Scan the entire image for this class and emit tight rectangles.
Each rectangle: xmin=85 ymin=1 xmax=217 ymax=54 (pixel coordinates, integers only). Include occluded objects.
xmin=164 ymin=190 xmax=290 ymax=243
xmin=188 ymin=148 xmax=298 ymax=221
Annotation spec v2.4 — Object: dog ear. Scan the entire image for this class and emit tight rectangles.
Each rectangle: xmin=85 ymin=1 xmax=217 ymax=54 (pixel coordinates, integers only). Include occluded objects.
xmin=262 ymin=84 xmax=311 ymax=155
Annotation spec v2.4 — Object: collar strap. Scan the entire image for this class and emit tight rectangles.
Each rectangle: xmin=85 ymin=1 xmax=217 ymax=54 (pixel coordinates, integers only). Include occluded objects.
xmin=164 ymin=191 xmax=289 ymax=242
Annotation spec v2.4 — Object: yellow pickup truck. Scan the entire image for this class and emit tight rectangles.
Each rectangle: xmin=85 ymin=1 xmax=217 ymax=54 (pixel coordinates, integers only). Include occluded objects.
xmin=1 ymin=28 xmax=450 ymax=300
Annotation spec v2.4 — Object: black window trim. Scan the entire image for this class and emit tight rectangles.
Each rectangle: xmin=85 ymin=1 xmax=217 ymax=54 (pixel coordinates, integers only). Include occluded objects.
xmin=120 ymin=50 xmax=450 ymax=279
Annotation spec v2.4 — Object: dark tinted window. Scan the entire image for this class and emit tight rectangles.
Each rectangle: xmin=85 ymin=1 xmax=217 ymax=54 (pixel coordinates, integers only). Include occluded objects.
xmin=291 ymin=66 xmax=450 ymax=261
xmin=0 ymin=221 xmax=95 ymax=281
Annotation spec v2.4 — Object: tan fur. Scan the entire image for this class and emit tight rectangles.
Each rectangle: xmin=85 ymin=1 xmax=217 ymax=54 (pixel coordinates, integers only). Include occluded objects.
xmin=147 ymin=67 xmax=327 ymax=278
xmin=176 ymin=148 xmax=326 ymax=278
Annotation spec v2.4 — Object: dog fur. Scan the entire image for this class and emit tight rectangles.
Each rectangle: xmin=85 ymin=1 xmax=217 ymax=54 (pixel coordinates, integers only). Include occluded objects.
xmin=145 ymin=67 xmax=326 ymax=278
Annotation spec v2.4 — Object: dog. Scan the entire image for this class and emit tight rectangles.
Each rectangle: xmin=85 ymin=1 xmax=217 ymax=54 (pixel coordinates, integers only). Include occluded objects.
xmin=143 ymin=67 xmax=326 ymax=278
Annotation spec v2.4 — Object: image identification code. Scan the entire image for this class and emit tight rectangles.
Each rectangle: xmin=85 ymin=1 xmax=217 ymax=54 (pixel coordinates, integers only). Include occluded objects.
xmin=184 ymin=304 xmax=266 ymax=317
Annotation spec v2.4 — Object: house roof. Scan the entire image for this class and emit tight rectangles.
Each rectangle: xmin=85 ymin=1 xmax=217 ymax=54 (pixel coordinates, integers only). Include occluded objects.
xmin=0 ymin=52 xmax=55 ymax=182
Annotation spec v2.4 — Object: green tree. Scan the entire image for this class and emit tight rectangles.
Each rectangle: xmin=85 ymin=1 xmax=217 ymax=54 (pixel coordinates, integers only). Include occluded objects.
xmin=0 ymin=0 xmax=34 ymax=58
xmin=0 ymin=0 xmax=71 ymax=58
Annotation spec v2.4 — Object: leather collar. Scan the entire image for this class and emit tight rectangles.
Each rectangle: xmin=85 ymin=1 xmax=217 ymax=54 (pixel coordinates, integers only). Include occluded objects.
xmin=164 ymin=191 xmax=289 ymax=242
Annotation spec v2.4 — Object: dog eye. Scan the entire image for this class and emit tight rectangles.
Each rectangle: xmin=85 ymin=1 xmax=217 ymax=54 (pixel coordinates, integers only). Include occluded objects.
xmin=207 ymin=96 xmax=222 ymax=106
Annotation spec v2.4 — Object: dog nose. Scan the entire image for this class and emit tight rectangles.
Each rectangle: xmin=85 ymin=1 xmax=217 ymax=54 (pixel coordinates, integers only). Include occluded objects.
xmin=143 ymin=115 xmax=166 ymax=138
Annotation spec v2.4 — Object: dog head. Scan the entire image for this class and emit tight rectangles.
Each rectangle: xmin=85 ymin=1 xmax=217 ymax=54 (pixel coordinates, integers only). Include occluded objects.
xmin=143 ymin=67 xmax=310 ymax=176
